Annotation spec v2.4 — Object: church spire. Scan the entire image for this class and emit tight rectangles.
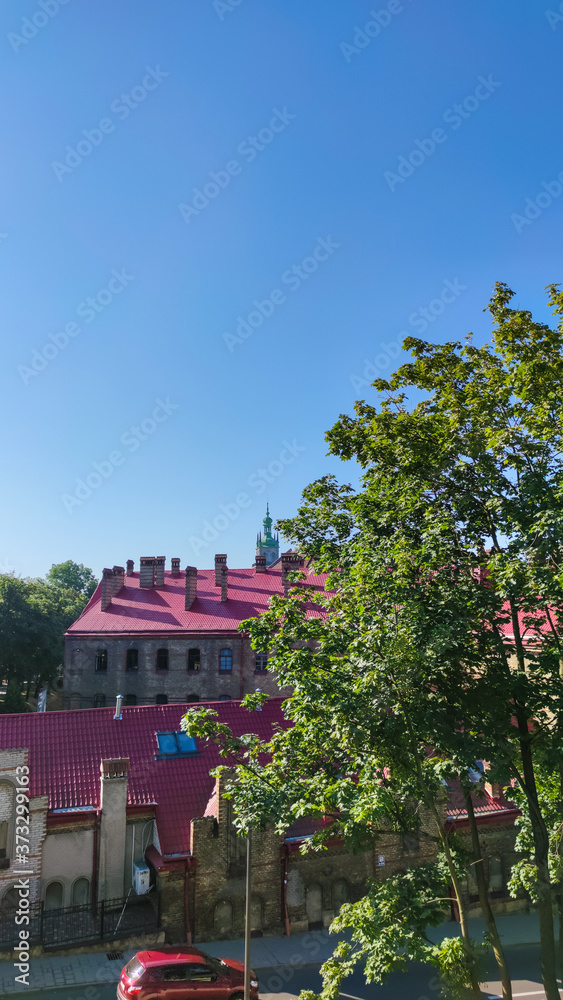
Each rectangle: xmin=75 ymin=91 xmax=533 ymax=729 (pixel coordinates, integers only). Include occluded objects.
xmin=255 ymin=503 xmax=279 ymax=566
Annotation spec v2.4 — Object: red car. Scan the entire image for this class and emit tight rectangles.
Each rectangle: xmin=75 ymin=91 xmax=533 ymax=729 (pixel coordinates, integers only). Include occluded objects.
xmin=117 ymin=948 xmax=259 ymax=1000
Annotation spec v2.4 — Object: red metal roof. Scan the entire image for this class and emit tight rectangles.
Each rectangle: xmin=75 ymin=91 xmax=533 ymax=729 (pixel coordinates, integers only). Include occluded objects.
xmin=0 ymin=699 xmax=287 ymax=856
xmin=66 ymin=568 xmax=328 ymax=636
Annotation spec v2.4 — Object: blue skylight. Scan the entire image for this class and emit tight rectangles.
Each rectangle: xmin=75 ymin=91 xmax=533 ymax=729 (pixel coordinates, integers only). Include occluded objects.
xmin=156 ymin=731 xmax=198 ymax=757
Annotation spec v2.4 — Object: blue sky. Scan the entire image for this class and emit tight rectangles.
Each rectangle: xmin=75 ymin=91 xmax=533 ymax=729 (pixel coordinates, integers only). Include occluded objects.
xmin=1 ymin=0 xmax=562 ymax=579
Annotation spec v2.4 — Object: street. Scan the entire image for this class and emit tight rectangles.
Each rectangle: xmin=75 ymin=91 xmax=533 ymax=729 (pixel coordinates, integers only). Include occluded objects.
xmin=8 ymin=946 xmax=560 ymax=1000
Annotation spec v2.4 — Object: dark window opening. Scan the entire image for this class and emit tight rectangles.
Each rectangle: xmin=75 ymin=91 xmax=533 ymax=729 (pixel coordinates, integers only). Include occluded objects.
xmin=255 ymin=652 xmax=268 ymax=672
xmin=156 ymin=648 xmax=169 ymax=671
xmin=126 ymin=649 xmax=138 ymax=671
xmin=155 ymin=694 xmax=168 ymax=704
xmin=124 ymin=694 xmax=137 ymax=706
xmin=187 ymin=648 xmax=200 ymax=672
xmin=219 ymin=695 xmax=231 ymax=701
xmin=95 ymin=649 xmax=108 ymax=671
xmin=186 ymin=693 xmax=200 ymax=703
xmin=156 ymin=731 xmax=198 ymax=757
xmin=219 ymin=648 xmax=232 ymax=672
xmin=93 ymin=693 xmax=106 ymax=708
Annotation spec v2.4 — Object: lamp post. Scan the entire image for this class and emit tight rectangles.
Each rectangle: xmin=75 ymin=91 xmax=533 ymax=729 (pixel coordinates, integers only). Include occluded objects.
xmin=244 ymin=829 xmax=251 ymax=1000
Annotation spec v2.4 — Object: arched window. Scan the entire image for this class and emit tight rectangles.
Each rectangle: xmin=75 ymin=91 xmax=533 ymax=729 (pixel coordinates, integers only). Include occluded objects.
xmin=187 ymin=649 xmax=200 ymax=672
xmin=71 ymin=877 xmax=90 ymax=906
xmin=156 ymin=694 xmax=168 ymax=704
xmin=45 ymin=880 xmax=64 ymax=910
xmin=186 ymin=693 xmax=200 ymax=703
xmin=0 ymin=886 xmax=19 ymax=918
xmin=489 ymin=856 xmax=504 ymax=893
xmin=214 ymin=898 xmax=233 ymax=937
xmin=0 ymin=781 xmax=15 ymax=866
xmin=219 ymin=648 xmax=232 ymax=672
xmin=93 ymin=693 xmax=106 ymax=708
xmin=156 ymin=649 xmax=169 ymax=671
xmin=255 ymin=652 xmax=268 ymax=672
xmin=126 ymin=649 xmax=138 ymax=671
xmin=95 ymin=649 xmax=107 ymax=671
xmin=250 ymin=894 xmax=263 ymax=936
xmin=124 ymin=694 xmax=137 ymax=706
xmin=332 ymin=878 xmax=349 ymax=913
xmin=306 ymin=883 xmax=323 ymax=930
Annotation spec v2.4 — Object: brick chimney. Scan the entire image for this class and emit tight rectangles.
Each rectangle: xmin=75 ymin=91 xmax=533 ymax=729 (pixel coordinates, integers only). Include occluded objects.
xmin=215 ymin=554 xmax=227 ymax=587
xmin=155 ymin=556 xmax=165 ymax=587
xmin=99 ymin=758 xmax=129 ymax=901
xmin=101 ymin=568 xmax=113 ymax=611
xmin=171 ymin=558 xmax=181 ymax=576
xmin=281 ymin=552 xmax=302 ymax=597
xmin=185 ymin=566 xmax=197 ymax=610
xmin=255 ymin=555 xmax=267 ymax=573
xmin=112 ymin=566 xmax=125 ymax=595
xmin=220 ymin=565 xmax=228 ymax=603
xmin=126 ymin=559 xmax=134 ymax=576
xmin=140 ymin=557 xmax=155 ymax=588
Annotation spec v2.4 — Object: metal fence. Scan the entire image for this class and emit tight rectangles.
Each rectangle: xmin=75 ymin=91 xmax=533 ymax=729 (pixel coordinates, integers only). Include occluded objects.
xmin=0 ymin=894 xmax=159 ymax=950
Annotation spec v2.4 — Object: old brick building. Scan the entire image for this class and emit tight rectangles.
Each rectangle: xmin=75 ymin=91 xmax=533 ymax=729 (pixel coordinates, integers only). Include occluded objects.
xmin=63 ymin=548 xmax=324 ymax=710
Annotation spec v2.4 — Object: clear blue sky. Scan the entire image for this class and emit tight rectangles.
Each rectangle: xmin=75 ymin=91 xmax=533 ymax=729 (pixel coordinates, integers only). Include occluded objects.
xmin=1 ymin=0 xmax=562 ymax=579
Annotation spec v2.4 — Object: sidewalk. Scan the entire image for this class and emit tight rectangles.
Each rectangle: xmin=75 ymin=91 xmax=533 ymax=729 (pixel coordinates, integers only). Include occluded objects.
xmin=0 ymin=912 xmax=547 ymax=996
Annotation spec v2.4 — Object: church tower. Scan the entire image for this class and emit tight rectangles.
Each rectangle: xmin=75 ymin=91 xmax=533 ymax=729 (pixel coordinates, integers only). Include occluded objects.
xmin=256 ymin=503 xmax=280 ymax=567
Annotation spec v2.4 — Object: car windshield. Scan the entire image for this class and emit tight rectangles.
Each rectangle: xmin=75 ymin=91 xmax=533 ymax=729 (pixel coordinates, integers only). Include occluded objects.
xmin=124 ymin=959 xmax=145 ymax=982
xmin=204 ymin=955 xmax=230 ymax=975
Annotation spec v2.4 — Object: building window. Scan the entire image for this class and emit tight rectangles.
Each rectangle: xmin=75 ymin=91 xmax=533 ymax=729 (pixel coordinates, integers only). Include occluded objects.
xmin=214 ymin=899 xmax=233 ymax=937
xmin=156 ymin=731 xmax=198 ymax=757
xmin=155 ymin=694 xmax=168 ymax=704
xmin=0 ymin=782 xmax=14 ymax=867
xmin=124 ymin=694 xmax=137 ymax=706
xmin=255 ymin=652 xmax=268 ymax=672
xmin=156 ymin=648 xmax=169 ymax=671
xmin=489 ymin=856 xmax=504 ymax=893
xmin=186 ymin=693 xmax=200 ymax=703
xmin=219 ymin=648 xmax=232 ymax=672
xmin=71 ymin=877 xmax=90 ymax=906
xmin=219 ymin=695 xmax=231 ymax=701
xmin=126 ymin=649 xmax=138 ymax=671
xmin=93 ymin=693 xmax=106 ymax=708
xmin=95 ymin=649 xmax=108 ymax=671
xmin=187 ymin=648 xmax=200 ymax=672
xmin=45 ymin=880 xmax=64 ymax=910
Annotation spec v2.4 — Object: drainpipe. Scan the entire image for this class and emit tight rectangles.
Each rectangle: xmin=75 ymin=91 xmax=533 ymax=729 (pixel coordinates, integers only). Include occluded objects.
xmin=283 ymin=844 xmax=291 ymax=937
xmin=185 ymin=859 xmax=193 ymax=945
xmin=92 ymin=810 xmax=100 ymax=912
xmin=240 ymin=633 xmax=245 ymax=700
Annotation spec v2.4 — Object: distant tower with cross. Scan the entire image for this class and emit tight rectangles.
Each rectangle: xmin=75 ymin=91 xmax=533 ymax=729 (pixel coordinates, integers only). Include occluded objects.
xmin=255 ymin=503 xmax=280 ymax=567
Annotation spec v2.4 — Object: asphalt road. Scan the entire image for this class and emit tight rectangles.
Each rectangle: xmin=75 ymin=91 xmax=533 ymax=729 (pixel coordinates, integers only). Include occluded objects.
xmin=9 ymin=947 xmax=561 ymax=1000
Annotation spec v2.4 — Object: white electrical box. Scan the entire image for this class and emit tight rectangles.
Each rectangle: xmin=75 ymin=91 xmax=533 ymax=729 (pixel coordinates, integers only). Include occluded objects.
xmin=133 ymin=864 xmax=151 ymax=895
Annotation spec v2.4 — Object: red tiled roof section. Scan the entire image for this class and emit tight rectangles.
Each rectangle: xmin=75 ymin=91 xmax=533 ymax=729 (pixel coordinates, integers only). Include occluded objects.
xmin=0 ymin=699 xmax=287 ymax=856
xmin=66 ymin=567 xmax=328 ymax=635
xmin=446 ymin=780 xmax=519 ymax=823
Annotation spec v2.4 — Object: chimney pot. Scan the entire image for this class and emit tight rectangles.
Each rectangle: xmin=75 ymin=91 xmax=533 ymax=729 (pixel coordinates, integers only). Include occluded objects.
xmin=155 ymin=556 xmax=165 ymax=587
xmin=126 ymin=560 xmax=134 ymax=576
xmin=101 ymin=757 xmax=129 ymax=778
xmin=255 ymin=555 xmax=267 ymax=574
xmin=185 ymin=566 xmax=198 ymax=610
xmin=140 ymin=557 xmax=156 ymax=588
xmin=214 ymin=554 xmax=227 ymax=587
xmin=112 ymin=566 xmax=125 ymax=595
xmin=101 ymin=568 xmax=113 ymax=611
xmin=114 ymin=694 xmax=123 ymax=720
xmin=171 ymin=558 xmax=181 ymax=576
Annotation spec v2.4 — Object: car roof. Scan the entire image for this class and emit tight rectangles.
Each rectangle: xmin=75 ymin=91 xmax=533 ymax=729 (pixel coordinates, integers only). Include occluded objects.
xmin=136 ymin=949 xmax=209 ymax=968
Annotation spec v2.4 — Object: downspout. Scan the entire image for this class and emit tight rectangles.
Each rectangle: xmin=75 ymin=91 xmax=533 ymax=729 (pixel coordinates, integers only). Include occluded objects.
xmin=240 ymin=633 xmax=245 ymax=700
xmin=185 ymin=859 xmax=193 ymax=945
xmin=92 ymin=809 xmax=100 ymax=912
xmin=283 ymin=845 xmax=291 ymax=937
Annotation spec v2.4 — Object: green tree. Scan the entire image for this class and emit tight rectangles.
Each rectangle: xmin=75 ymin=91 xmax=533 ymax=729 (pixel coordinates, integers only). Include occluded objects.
xmin=46 ymin=560 xmax=97 ymax=597
xmin=186 ymin=282 xmax=563 ymax=999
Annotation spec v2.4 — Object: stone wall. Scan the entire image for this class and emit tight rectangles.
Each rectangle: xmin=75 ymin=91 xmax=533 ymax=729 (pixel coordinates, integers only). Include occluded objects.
xmin=63 ymin=635 xmax=288 ymax=709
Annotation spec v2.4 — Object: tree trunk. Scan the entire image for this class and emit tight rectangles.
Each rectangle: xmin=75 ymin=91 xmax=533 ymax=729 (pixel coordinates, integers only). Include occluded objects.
xmin=463 ymin=786 xmax=512 ymax=1000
